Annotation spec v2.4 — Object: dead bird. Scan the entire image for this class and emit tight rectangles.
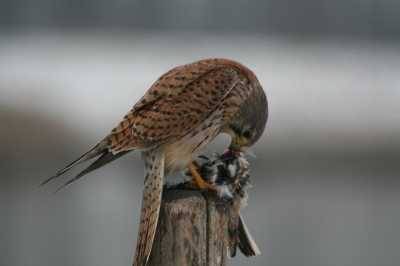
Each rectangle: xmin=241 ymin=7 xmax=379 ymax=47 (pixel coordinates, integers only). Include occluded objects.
xmin=184 ymin=149 xmax=260 ymax=258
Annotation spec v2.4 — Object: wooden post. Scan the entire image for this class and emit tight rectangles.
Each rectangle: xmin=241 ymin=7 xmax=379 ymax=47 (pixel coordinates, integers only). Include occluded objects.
xmin=148 ymin=188 xmax=230 ymax=266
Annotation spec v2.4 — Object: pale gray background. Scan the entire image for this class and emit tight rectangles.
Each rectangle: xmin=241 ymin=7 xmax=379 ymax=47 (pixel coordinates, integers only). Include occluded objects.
xmin=1 ymin=1 xmax=400 ymax=266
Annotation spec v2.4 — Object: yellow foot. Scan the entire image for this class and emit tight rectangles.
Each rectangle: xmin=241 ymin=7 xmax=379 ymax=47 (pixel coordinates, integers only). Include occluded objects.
xmin=187 ymin=179 xmax=216 ymax=190
xmin=187 ymin=164 xmax=217 ymax=191
xmin=188 ymin=179 xmax=215 ymax=190
xmin=192 ymin=160 xmax=201 ymax=169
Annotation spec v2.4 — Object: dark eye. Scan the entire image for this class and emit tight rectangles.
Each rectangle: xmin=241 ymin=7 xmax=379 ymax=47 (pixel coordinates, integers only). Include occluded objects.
xmin=242 ymin=130 xmax=252 ymax=140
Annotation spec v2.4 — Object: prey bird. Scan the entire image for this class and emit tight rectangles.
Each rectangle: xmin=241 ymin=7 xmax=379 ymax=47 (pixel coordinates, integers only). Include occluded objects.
xmin=185 ymin=149 xmax=261 ymax=258
xmin=40 ymin=58 xmax=268 ymax=266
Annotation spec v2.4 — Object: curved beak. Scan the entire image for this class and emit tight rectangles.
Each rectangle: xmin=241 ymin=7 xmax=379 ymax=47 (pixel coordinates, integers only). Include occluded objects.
xmin=229 ymin=136 xmax=243 ymax=151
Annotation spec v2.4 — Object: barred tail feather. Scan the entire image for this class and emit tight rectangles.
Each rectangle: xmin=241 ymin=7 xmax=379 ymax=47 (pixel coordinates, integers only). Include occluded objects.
xmin=51 ymin=150 xmax=131 ymax=195
xmin=39 ymin=138 xmax=109 ymax=187
xmin=40 ymin=136 xmax=133 ymax=195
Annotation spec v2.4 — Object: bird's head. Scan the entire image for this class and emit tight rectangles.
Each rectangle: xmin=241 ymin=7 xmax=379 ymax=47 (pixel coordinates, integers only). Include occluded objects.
xmin=228 ymin=87 xmax=268 ymax=151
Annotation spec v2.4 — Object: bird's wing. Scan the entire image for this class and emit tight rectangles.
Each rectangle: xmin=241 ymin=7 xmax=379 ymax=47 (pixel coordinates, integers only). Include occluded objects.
xmin=107 ymin=59 xmax=240 ymax=153
xmin=237 ymin=214 xmax=260 ymax=257
xmin=133 ymin=146 xmax=165 ymax=266
xmin=40 ymin=59 xmax=241 ymax=192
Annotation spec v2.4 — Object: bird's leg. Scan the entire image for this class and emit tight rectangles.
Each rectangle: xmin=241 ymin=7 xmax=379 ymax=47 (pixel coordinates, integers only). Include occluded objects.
xmin=192 ymin=160 xmax=201 ymax=169
xmin=187 ymin=163 xmax=216 ymax=190
xmin=231 ymin=212 xmax=240 ymax=245
xmin=190 ymin=160 xmax=212 ymax=184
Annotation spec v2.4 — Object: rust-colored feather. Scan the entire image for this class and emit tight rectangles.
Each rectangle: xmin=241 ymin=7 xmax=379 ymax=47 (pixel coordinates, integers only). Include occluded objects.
xmin=106 ymin=59 xmax=246 ymax=154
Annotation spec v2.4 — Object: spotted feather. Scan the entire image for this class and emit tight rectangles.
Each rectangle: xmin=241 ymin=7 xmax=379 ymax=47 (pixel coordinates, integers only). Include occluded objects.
xmin=107 ymin=62 xmax=239 ymax=153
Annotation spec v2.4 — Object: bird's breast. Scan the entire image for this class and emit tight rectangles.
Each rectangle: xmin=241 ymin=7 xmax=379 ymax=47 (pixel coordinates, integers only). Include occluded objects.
xmin=161 ymin=116 xmax=222 ymax=176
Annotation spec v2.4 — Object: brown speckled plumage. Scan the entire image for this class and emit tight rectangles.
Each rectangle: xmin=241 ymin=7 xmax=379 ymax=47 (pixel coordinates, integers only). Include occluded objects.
xmin=40 ymin=58 xmax=268 ymax=266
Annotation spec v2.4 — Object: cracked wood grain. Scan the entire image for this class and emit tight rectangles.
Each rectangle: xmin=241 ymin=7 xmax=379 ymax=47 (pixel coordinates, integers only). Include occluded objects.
xmin=148 ymin=189 xmax=229 ymax=266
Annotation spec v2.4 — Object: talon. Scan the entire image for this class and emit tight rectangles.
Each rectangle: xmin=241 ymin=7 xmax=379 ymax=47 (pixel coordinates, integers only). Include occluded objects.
xmin=188 ymin=179 xmax=216 ymax=190
xmin=192 ymin=160 xmax=201 ymax=169
xmin=188 ymin=164 xmax=217 ymax=191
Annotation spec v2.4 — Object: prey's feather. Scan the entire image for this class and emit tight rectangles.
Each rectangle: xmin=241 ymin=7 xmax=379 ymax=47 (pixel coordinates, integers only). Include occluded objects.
xmin=237 ymin=215 xmax=261 ymax=257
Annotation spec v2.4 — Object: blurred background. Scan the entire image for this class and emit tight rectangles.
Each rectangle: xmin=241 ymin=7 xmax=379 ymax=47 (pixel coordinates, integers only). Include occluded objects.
xmin=1 ymin=1 xmax=400 ymax=266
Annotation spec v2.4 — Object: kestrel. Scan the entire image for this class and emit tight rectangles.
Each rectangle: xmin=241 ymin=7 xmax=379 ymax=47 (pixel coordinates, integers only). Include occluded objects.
xmin=40 ymin=58 xmax=268 ymax=266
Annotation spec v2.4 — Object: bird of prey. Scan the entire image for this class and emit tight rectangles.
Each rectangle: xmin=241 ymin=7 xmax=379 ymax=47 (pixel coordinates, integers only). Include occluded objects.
xmin=40 ymin=58 xmax=268 ymax=266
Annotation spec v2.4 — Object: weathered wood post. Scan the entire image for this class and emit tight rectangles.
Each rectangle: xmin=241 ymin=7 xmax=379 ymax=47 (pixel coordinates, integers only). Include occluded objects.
xmin=147 ymin=188 xmax=230 ymax=266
